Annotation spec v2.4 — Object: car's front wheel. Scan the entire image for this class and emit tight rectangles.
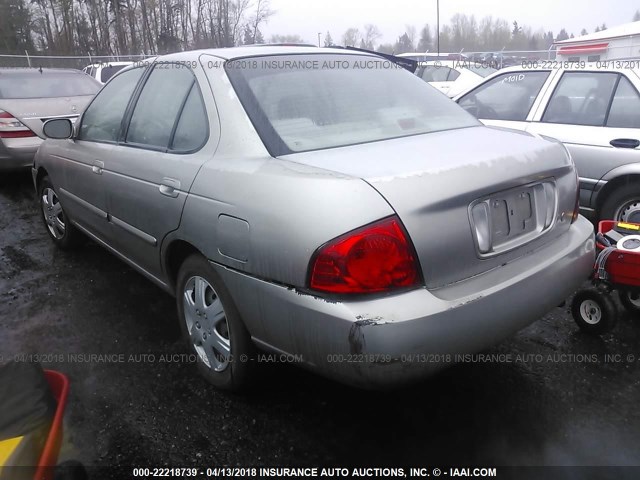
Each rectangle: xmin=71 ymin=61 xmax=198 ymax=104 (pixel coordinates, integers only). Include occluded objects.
xmin=600 ymin=183 xmax=640 ymax=223
xmin=176 ymin=254 xmax=255 ymax=390
xmin=38 ymin=176 xmax=81 ymax=249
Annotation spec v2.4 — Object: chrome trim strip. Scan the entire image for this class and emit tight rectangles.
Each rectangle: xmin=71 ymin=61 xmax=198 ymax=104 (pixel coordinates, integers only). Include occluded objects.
xmin=109 ymin=214 xmax=157 ymax=246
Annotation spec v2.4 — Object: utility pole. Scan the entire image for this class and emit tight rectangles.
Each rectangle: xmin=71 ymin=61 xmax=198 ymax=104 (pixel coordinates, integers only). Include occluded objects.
xmin=318 ymin=32 xmax=322 ymax=47
xmin=437 ymin=0 xmax=440 ymax=55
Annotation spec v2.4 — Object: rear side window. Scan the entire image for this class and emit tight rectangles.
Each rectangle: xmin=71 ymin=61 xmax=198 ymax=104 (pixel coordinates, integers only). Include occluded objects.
xmin=101 ymin=65 xmax=128 ymax=83
xmin=126 ymin=65 xmax=207 ymax=152
xmin=0 ymin=71 xmax=101 ymax=99
xmin=171 ymin=84 xmax=208 ymax=151
xmin=419 ymin=66 xmax=452 ymax=82
xmin=458 ymin=71 xmax=549 ymax=121
xmin=607 ymin=76 xmax=640 ymax=128
xmin=542 ymin=72 xmax=618 ymax=126
xmin=79 ymin=67 xmax=144 ymax=143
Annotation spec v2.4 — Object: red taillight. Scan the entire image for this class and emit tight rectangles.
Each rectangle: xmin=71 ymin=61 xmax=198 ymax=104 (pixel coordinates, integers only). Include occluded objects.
xmin=309 ymin=216 xmax=422 ymax=294
xmin=0 ymin=110 xmax=36 ymax=138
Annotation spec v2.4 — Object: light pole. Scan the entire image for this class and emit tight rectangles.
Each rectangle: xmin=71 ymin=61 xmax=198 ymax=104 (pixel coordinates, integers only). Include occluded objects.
xmin=318 ymin=32 xmax=322 ymax=47
xmin=436 ymin=0 xmax=440 ymax=55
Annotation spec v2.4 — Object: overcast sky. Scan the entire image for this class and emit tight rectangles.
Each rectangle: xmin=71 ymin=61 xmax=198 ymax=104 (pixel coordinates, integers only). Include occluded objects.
xmin=261 ymin=0 xmax=638 ymax=47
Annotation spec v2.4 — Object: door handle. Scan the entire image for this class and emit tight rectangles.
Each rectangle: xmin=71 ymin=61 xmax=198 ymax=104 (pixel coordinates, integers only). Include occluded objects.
xmin=159 ymin=177 xmax=181 ymax=198
xmin=92 ymin=160 xmax=104 ymax=175
xmin=610 ymin=138 xmax=640 ymax=149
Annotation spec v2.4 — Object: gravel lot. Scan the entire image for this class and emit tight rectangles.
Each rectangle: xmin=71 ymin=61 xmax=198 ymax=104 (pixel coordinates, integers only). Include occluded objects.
xmin=2 ymin=170 xmax=640 ymax=475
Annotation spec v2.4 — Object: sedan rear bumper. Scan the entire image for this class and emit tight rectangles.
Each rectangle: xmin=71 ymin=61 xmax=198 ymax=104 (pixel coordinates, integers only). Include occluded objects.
xmin=213 ymin=216 xmax=595 ymax=388
xmin=0 ymin=137 xmax=42 ymax=170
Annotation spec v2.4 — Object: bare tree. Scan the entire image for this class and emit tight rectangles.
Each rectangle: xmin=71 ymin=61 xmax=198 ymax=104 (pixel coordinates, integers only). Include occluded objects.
xmin=269 ymin=33 xmax=305 ymax=44
xmin=249 ymin=0 xmax=274 ymax=44
xmin=405 ymin=24 xmax=416 ymax=51
xmin=341 ymin=27 xmax=360 ymax=47
xmin=361 ymin=24 xmax=381 ymax=50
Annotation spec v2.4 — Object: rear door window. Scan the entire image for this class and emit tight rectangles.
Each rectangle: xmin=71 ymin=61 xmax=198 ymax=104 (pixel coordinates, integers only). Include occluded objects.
xmin=458 ymin=71 xmax=550 ymax=121
xmin=541 ymin=72 xmax=618 ymax=126
xmin=125 ymin=65 xmax=199 ymax=150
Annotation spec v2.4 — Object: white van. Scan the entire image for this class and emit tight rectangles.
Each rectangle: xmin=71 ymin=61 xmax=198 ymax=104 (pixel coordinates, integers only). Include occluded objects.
xmin=82 ymin=61 xmax=133 ymax=84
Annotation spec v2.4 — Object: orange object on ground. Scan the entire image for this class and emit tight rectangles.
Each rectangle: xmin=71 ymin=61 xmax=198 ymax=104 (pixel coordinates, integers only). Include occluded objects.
xmin=32 ymin=371 xmax=69 ymax=480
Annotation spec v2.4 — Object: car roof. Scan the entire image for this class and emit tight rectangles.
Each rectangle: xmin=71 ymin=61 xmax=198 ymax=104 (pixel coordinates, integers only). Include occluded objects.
xmin=0 ymin=68 xmax=86 ymax=75
xmin=418 ymin=60 xmax=471 ymax=68
xmin=398 ymin=52 xmax=459 ymax=57
xmin=494 ymin=63 xmax=640 ymax=74
xmin=84 ymin=61 xmax=134 ymax=67
xmin=156 ymin=45 xmax=377 ymax=61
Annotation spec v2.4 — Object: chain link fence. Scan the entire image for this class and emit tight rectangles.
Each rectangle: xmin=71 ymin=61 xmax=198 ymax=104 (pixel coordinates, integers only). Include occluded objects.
xmin=2 ymin=43 xmax=638 ymax=71
xmin=0 ymin=54 xmax=153 ymax=70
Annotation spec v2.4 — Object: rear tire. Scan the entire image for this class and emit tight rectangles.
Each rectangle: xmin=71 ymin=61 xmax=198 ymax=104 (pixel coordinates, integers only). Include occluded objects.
xmin=571 ymin=288 xmax=617 ymax=334
xmin=599 ymin=183 xmax=640 ymax=223
xmin=38 ymin=176 xmax=81 ymax=249
xmin=176 ymin=254 xmax=255 ymax=390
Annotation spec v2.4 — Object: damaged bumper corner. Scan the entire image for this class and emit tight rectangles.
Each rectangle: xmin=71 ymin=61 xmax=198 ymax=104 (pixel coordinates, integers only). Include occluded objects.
xmin=213 ymin=216 xmax=595 ymax=388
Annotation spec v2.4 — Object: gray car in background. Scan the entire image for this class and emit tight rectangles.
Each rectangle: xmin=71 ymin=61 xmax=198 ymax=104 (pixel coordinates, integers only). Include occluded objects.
xmin=34 ymin=47 xmax=594 ymax=389
xmin=0 ymin=68 xmax=101 ymax=170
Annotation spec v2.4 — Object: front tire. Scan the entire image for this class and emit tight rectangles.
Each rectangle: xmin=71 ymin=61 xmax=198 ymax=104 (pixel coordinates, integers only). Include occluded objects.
xmin=176 ymin=254 xmax=255 ymax=390
xmin=38 ymin=176 xmax=81 ymax=249
xmin=600 ymin=183 xmax=640 ymax=223
xmin=571 ymin=288 xmax=617 ymax=334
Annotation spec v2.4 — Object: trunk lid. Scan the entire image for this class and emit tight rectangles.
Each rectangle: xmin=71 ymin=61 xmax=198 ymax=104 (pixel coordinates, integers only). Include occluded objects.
xmin=280 ymin=125 xmax=577 ymax=289
xmin=0 ymin=96 xmax=94 ymax=138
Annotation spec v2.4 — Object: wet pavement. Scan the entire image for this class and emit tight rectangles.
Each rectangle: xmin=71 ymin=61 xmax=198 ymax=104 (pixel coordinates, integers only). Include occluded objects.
xmin=2 ymin=170 xmax=640 ymax=473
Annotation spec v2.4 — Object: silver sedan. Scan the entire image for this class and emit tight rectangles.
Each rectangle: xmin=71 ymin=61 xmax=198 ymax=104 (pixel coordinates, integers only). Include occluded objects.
xmin=34 ymin=47 xmax=594 ymax=389
xmin=0 ymin=68 xmax=100 ymax=170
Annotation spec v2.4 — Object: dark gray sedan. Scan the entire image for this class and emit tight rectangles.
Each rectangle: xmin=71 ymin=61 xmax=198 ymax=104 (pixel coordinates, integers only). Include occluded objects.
xmin=34 ymin=47 xmax=594 ymax=389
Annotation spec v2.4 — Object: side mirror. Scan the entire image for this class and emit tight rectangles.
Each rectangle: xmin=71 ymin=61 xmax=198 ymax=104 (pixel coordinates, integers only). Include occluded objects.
xmin=43 ymin=118 xmax=73 ymax=139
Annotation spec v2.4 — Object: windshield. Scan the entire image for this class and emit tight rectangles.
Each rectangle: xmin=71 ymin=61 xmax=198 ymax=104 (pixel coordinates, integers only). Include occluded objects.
xmin=0 ymin=71 xmax=101 ymax=99
xmin=226 ymin=54 xmax=479 ymax=156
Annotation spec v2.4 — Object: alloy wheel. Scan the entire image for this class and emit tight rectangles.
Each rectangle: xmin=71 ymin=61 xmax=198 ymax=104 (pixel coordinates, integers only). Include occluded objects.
xmin=182 ymin=275 xmax=231 ymax=372
xmin=41 ymin=187 xmax=65 ymax=240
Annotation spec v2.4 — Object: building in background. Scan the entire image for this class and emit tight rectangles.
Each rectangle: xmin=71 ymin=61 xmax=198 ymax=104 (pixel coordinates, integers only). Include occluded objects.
xmin=555 ymin=21 xmax=640 ymax=62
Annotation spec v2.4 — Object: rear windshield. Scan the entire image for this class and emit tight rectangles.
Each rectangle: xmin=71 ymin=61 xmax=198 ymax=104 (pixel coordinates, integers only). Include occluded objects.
xmin=226 ymin=54 xmax=479 ymax=156
xmin=100 ymin=65 xmax=128 ymax=83
xmin=467 ymin=65 xmax=497 ymax=77
xmin=0 ymin=71 xmax=101 ymax=99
